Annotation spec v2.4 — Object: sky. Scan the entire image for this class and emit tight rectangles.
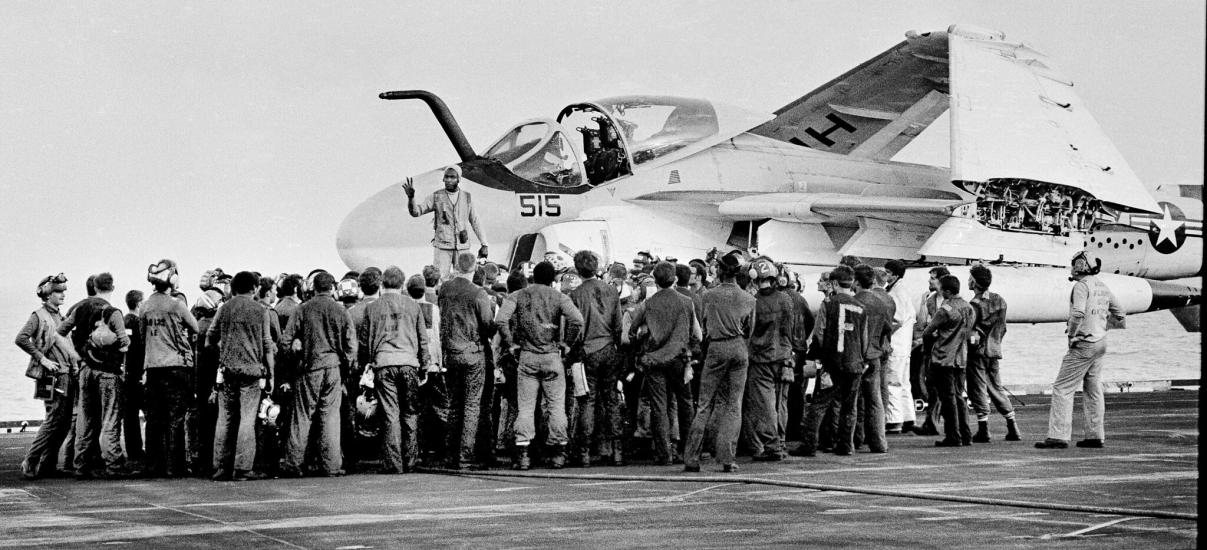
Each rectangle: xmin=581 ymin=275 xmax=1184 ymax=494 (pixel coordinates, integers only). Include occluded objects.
xmin=0 ymin=1 xmax=1203 ymax=303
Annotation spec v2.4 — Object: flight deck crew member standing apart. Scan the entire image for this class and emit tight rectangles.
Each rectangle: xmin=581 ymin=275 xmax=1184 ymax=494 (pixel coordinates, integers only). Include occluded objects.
xmin=141 ymin=260 xmax=200 ymax=478
xmin=207 ymin=271 xmax=275 ymax=481
xmin=1036 ymin=252 xmax=1124 ymax=450
xmin=509 ymin=261 xmax=583 ymax=470
xmin=281 ymin=271 xmax=356 ymax=477
xmin=629 ymin=262 xmax=700 ymax=466
xmin=439 ymin=252 xmax=497 ymax=469
xmin=683 ymin=253 xmax=756 ymax=473
xmin=15 ymin=274 xmax=79 ymax=479
xmin=798 ymin=266 xmax=869 ymax=457
xmin=921 ymin=274 xmax=975 ymax=448
xmin=402 ymin=165 xmax=489 ymax=281
xmin=567 ymin=250 xmax=626 ymax=467
xmin=741 ymin=258 xmax=794 ymax=462
xmin=362 ymin=267 xmax=432 ymax=473
xmin=966 ymin=265 xmax=1021 ymax=443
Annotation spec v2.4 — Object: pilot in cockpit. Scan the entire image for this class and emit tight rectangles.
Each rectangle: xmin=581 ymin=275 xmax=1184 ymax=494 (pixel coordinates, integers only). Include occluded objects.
xmin=582 ymin=117 xmax=630 ymax=185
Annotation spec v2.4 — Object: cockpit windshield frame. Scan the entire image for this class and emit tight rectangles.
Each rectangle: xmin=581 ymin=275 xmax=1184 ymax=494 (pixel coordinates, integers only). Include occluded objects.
xmin=482 ymin=118 xmax=587 ymax=190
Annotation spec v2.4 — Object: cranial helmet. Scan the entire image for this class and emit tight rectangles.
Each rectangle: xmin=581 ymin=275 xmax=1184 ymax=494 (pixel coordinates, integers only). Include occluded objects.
xmin=148 ymin=259 xmax=180 ymax=288
xmin=199 ymin=268 xmax=227 ymax=292
xmin=544 ymin=250 xmax=572 ymax=273
xmin=336 ymin=277 xmax=360 ymax=300
xmin=749 ymin=257 xmax=779 ymax=281
xmin=1071 ymin=251 xmax=1100 ymax=276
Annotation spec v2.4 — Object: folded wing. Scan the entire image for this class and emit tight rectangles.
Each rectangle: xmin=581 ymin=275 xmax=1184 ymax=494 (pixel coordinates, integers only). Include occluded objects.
xmin=947 ymin=25 xmax=1159 ymax=213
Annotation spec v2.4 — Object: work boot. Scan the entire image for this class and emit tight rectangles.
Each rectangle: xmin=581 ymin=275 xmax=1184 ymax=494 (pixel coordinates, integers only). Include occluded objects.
xmin=573 ymin=450 xmax=591 ymax=468
xmin=1034 ymin=438 xmax=1069 ymax=449
xmin=901 ymin=421 xmax=916 ymax=434
xmin=513 ymin=446 xmax=530 ymax=471
xmin=885 ymin=422 xmax=902 ymax=435
xmin=934 ymin=438 xmax=962 ymax=448
xmin=1005 ymin=419 xmax=1021 ymax=441
xmin=913 ymin=423 xmax=940 ymax=436
xmin=788 ymin=445 xmax=816 ymax=458
xmin=550 ymin=447 xmax=566 ymax=470
xmin=1075 ymin=439 xmax=1104 ymax=448
xmin=972 ymin=421 xmax=991 ymax=443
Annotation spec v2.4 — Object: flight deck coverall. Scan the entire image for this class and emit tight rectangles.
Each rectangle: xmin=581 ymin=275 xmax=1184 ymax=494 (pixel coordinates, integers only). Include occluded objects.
xmin=282 ymin=293 xmax=356 ymax=475
xmin=885 ymin=281 xmax=918 ymax=426
xmin=1046 ymin=275 xmax=1123 ymax=442
xmin=683 ymin=282 xmax=756 ymax=469
xmin=742 ymin=287 xmax=794 ymax=458
xmin=922 ymin=294 xmax=975 ymax=445
xmin=568 ymin=277 xmax=625 ymax=462
xmin=207 ymin=295 xmax=274 ymax=475
xmin=438 ymin=276 xmax=495 ymax=467
xmin=15 ymin=303 xmax=78 ymax=478
xmin=800 ymin=290 xmax=868 ymax=456
xmin=629 ymin=287 xmax=699 ymax=464
xmin=140 ymin=292 xmax=199 ymax=477
xmin=361 ymin=290 xmax=431 ymax=472
xmin=968 ymin=291 xmax=1015 ymax=422
xmin=854 ymin=288 xmax=894 ymax=453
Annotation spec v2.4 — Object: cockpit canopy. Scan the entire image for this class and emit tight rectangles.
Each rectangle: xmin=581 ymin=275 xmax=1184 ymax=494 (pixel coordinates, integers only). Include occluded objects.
xmin=588 ymin=96 xmax=720 ymax=166
xmin=483 ymin=95 xmax=727 ymax=189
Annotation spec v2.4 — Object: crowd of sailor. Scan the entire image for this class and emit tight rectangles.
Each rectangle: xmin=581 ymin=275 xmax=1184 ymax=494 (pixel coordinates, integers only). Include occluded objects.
xmin=16 ymin=247 xmax=1021 ymax=480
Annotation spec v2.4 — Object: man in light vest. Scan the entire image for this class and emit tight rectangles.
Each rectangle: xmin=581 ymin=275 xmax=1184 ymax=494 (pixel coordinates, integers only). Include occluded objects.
xmin=402 ymin=165 xmax=489 ymax=280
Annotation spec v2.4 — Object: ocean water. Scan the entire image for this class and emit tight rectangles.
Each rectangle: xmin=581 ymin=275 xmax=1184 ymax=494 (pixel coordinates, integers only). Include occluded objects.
xmin=0 ymin=290 xmax=1199 ymax=422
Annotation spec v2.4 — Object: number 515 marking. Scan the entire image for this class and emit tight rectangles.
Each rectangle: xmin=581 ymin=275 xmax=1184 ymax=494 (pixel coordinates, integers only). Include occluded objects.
xmin=519 ymin=194 xmax=561 ymax=217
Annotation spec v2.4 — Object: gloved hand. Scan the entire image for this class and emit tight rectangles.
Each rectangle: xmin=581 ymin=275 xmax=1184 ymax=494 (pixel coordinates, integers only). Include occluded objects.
xmin=478 ymin=244 xmax=489 ymax=258
xmin=401 ymin=177 xmax=416 ymax=200
xmin=780 ymin=365 xmax=795 ymax=383
xmin=683 ymin=366 xmax=694 ymax=385
xmin=258 ymin=378 xmax=267 ymax=390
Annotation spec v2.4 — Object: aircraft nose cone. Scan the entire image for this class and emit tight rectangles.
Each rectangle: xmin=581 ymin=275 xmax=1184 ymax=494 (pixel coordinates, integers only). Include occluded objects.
xmin=336 ymin=169 xmax=445 ymax=271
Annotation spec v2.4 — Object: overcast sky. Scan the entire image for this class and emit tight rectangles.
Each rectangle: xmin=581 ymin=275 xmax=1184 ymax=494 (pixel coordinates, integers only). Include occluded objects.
xmin=1 ymin=1 xmax=1202 ymax=300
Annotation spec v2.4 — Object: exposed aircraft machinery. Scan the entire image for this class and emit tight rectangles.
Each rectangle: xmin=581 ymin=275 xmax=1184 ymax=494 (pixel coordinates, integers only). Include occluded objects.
xmin=339 ymin=24 xmax=1201 ymax=330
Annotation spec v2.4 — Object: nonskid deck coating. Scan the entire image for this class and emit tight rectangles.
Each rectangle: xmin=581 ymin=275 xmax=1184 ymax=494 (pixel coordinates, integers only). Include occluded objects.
xmin=0 ymin=391 xmax=1197 ymax=549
